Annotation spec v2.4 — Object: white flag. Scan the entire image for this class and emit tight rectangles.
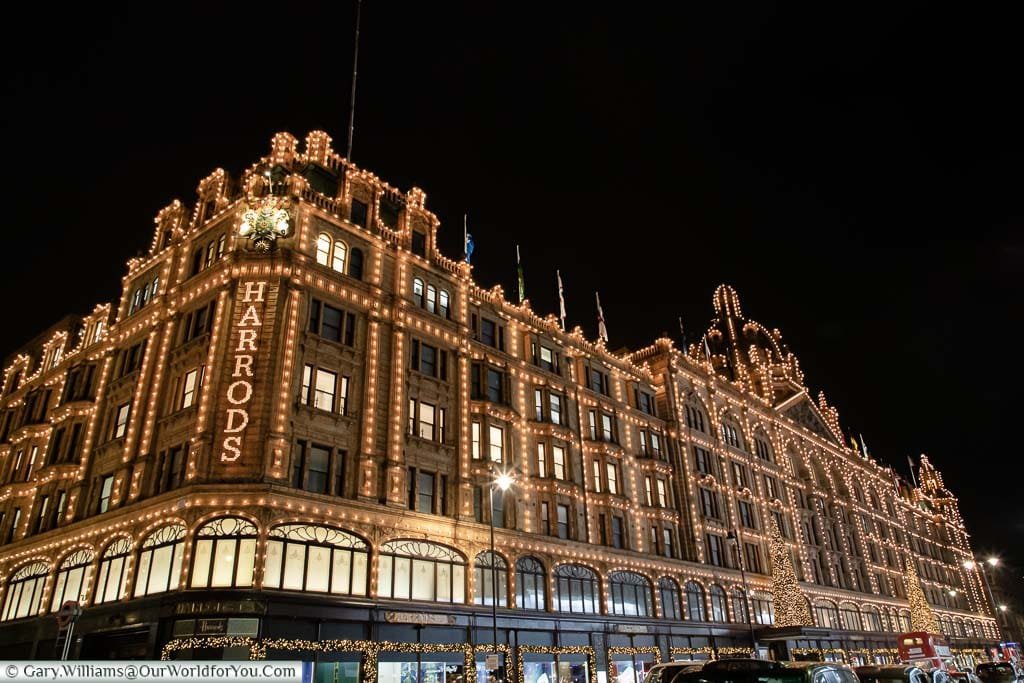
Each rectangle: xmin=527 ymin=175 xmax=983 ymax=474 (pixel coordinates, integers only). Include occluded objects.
xmin=595 ymin=291 xmax=608 ymax=343
xmin=557 ymin=270 xmax=567 ymax=330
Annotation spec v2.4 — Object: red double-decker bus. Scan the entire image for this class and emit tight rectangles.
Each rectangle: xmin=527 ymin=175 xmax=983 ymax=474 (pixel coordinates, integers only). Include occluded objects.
xmin=898 ymin=632 xmax=955 ymax=671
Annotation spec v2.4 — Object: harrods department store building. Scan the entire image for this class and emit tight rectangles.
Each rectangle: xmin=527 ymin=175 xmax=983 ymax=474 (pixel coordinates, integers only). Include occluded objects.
xmin=0 ymin=131 xmax=997 ymax=676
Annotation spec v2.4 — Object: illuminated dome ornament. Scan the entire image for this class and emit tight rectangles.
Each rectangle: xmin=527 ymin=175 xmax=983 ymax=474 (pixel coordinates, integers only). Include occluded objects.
xmin=238 ymin=196 xmax=291 ymax=251
xmin=691 ymin=284 xmax=805 ymax=404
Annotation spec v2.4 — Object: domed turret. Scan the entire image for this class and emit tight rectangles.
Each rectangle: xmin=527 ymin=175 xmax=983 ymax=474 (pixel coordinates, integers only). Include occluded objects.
xmin=691 ymin=285 xmax=805 ymax=404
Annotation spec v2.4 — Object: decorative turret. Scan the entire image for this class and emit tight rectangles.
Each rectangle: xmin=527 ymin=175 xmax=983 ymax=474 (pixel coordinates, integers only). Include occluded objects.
xmin=691 ymin=284 xmax=806 ymax=405
xmin=916 ymin=454 xmax=963 ymax=523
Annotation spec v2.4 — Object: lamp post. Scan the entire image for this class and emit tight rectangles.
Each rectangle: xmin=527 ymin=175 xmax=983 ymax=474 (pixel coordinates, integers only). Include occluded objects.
xmin=490 ymin=471 xmax=514 ymax=675
xmin=964 ymin=557 xmax=1003 ymax=637
xmin=727 ymin=529 xmax=758 ymax=658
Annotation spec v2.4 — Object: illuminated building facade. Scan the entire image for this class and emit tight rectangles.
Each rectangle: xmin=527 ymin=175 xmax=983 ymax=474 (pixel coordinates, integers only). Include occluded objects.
xmin=0 ymin=131 xmax=999 ymax=675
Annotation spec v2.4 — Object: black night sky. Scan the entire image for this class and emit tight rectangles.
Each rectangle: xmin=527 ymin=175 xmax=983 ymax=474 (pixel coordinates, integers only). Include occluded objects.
xmin=0 ymin=5 xmax=1020 ymax=570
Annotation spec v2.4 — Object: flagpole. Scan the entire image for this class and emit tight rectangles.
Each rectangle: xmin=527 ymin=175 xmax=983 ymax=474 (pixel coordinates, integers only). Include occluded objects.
xmin=516 ymin=244 xmax=525 ymax=304
xmin=557 ymin=270 xmax=567 ymax=331
xmin=345 ymin=0 xmax=363 ymax=160
xmin=907 ymin=454 xmax=919 ymax=488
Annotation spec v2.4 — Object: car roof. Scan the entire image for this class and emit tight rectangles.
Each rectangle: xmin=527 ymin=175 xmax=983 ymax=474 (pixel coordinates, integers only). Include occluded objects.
xmin=855 ymin=666 xmax=921 ymax=673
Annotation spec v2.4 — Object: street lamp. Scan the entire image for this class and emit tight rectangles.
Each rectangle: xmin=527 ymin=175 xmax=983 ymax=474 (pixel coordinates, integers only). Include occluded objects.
xmin=727 ymin=529 xmax=758 ymax=658
xmin=489 ymin=470 xmax=514 ymax=675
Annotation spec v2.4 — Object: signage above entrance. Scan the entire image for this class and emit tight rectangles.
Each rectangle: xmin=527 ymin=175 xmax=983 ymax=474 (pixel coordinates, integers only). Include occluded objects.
xmin=384 ymin=612 xmax=456 ymax=626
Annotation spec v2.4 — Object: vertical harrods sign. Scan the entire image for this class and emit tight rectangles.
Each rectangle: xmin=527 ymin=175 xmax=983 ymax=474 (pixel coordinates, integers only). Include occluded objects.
xmin=217 ymin=279 xmax=279 ymax=475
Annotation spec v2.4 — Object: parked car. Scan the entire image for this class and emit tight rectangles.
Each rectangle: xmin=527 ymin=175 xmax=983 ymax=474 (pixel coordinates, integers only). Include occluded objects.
xmin=674 ymin=658 xmax=857 ymax=683
xmin=855 ymin=664 xmax=930 ymax=683
xmin=975 ymin=663 xmax=1018 ymax=683
xmin=949 ymin=670 xmax=983 ymax=683
xmin=646 ymin=661 xmax=706 ymax=683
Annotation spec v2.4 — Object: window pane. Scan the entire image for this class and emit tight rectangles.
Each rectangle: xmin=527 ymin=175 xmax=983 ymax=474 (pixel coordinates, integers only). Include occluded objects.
xmin=211 ymin=539 xmax=237 ymax=587
xmin=332 ymin=550 xmax=352 ymax=595
xmin=453 ymin=565 xmax=465 ymax=602
xmin=265 ymin=540 xmax=283 ymax=588
xmin=419 ymin=403 xmax=435 ymax=440
xmin=393 ymin=558 xmax=410 ymax=599
xmin=191 ymin=539 xmax=212 ymax=587
xmin=489 ymin=425 xmax=503 ymax=462
xmin=412 ymin=559 xmax=434 ymax=600
xmin=283 ymin=542 xmax=306 ymax=590
xmin=351 ymin=552 xmax=368 ymax=596
xmin=315 ymin=370 xmax=336 ymax=411
xmin=235 ymin=539 xmax=256 ymax=587
xmin=378 ymin=555 xmax=394 ymax=598
xmin=306 ymin=545 xmax=330 ymax=592
xmin=147 ymin=545 xmax=173 ymax=595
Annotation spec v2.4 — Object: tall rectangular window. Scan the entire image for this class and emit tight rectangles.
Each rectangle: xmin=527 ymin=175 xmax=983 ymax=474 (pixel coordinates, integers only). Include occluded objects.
xmin=556 ymin=504 xmax=569 ymax=539
xmin=418 ymin=402 xmax=436 ymax=440
xmin=417 ymin=471 xmax=435 ymax=514
xmin=471 ymin=422 xmax=481 ymax=459
xmin=739 ymin=500 xmax=756 ymax=528
xmin=534 ymin=389 xmax=544 ymax=421
xmin=491 ymin=489 xmax=505 ymax=528
xmin=488 ymin=425 xmax=503 ymax=463
xmin=706 ymin=533 xmax=724 ymax=567
xmin=592 ymin=460 xmax=602 ymax=493
xmin=33 ymin=496 xmax=49 ymax=534
xmin=587 ymin=410 xmax=597 ymax=440
xmin=663 ymin=528 xmax=674 ymax=558
xmin=694 ymin=446 xmax=712 ymax=475
xmin=606 ymin=462 xmax=618 ymax=494
xmin=540 ymin=502 xmax=550 ymax=535
xmin=307 ymin=445 xmax=330 ymax=494
xmin=601 ymin=413 xmax=613 ymax=442
xmin=539 ymin=346 xmax=556 ymax=372
xmin=552 ymin=446 xmax=566 ymax=480
xmin=314 ymin=368 xmax=337 ymax=411
xmin=26 ymin=447 xmax=38 ymax=478
xmin=657 ymin=479 xmax=668 ymax=507
xmin=486 ymin=368 xmax=503 ymax=403
xmin=181 ymin=368 xmax=201 ymax=409
xmin=113 ymin=404 xmax=130 ymax=439
xmin=97 ymin=476 xmax=114 ymax=514
xmin=699 ymin=488 xmax=718 ymax=519
xmin=772 ymin=511 xmax=787 ymax=537
xmin=549 ymin=394 xmax=562 ymax=425
xmin=611 ymin=516 xmax=624 ymax=549
xmin=745 ymin=543 xmax=762 ymax=573
xmin=731 ymin=461 xmax=748 ymax=488
xmin=536 ymin=444 xmax=547 ymax=478
xmin=644 ymin=476 xmax=653 ymax=506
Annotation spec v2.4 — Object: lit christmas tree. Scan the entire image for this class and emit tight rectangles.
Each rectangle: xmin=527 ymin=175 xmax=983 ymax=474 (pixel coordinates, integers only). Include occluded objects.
xmin=767 ymin=514 xmax=813 ymax=626
xmin=905 ymin=558 xmax=940 ymax=633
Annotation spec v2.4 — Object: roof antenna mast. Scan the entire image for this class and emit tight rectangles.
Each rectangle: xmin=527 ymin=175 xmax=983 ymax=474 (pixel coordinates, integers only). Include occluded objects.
xmin=346 ymin=0 xmax=363 ymax=160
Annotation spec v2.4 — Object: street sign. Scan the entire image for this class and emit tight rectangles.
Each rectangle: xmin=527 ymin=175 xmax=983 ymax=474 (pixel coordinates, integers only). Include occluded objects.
xmin=55 ymin=601 xmax=82 ymax=661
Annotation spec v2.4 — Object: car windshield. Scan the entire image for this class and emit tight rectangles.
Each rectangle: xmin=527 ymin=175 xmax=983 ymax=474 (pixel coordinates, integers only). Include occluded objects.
xmin=858 ymin=676 xmax=906 ymax=683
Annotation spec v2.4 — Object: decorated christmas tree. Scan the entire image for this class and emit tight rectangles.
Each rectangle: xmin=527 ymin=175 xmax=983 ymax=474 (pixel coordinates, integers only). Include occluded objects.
xmin=905 ymin=558 xmax=940 ymax=633
xmin=767 ymin=513 xmax=813 ymax=626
